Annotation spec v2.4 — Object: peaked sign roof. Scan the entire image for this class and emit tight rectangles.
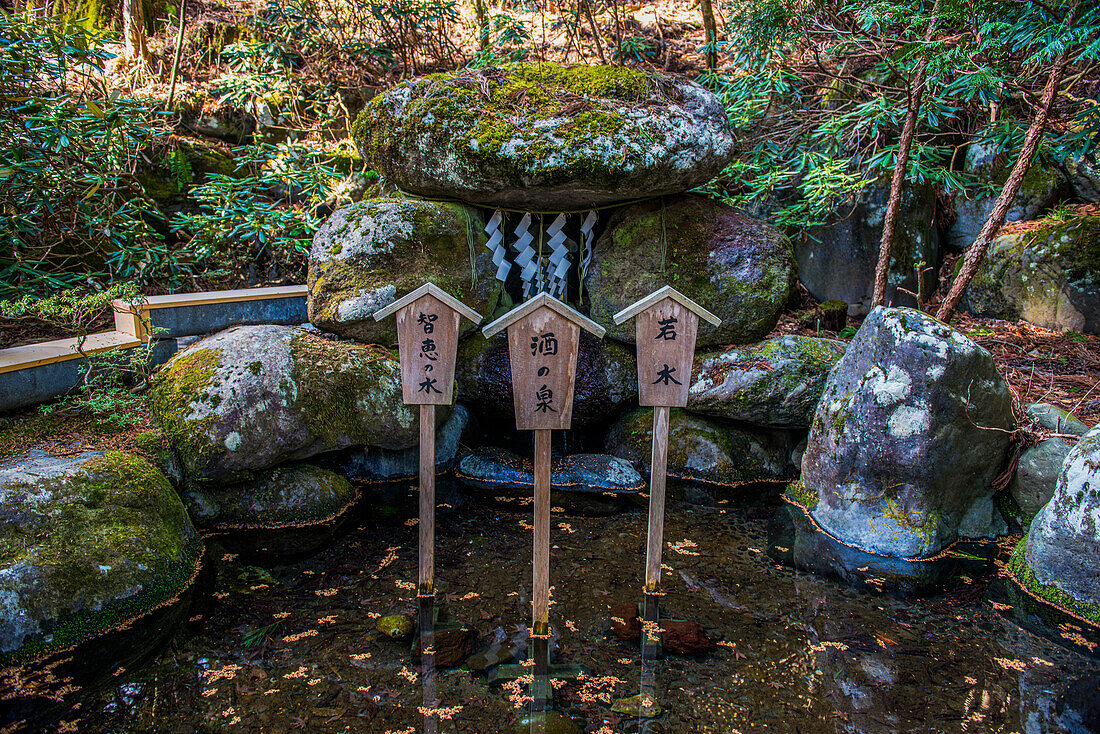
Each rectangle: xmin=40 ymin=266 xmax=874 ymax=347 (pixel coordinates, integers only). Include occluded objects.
xmin=611 ymin=285 xmax=722 ymax=327
xmin=373 ymin=282 xmax=483 ymax=324
xmin=482 ymin=292 xmax=606 ymax=339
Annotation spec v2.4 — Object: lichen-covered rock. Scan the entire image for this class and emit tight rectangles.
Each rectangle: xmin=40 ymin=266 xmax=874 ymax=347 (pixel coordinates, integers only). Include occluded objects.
xmin=308 ymin=198 xmax=498 ymax=346
xmin=456 ymin=447 xmax=643 ymax=494
xmin=182 ymin=464 xmax=357 ymax=557
xmin=1010 ymin=438 xmax=1075 ymax=519
xmin=455 ymin=331 xmax=636 ymax=426
xmin=604 ymin=408 xmax=792 ymax=488
xmin=353 ymin=63 xmax=735 ymax=210
xmin=800 ymin=307 xmax=1014 ymax=558
xmin=328 ymin=404 xmax=470 ymax=482
xmin=1059 ymin=155 xmax=1100 ymax=204
xmin=1014 ymin=426 xmax=1100 ymax=624
xmin=947 ymin=142 xmax=1068 ymax=250
xmin=0 ymin=450 xmax=201 ymax=666
xmin=585 ymin=196 xmax=795 ymax=347
xmin=149 ymin=325 xmax=432 ymax=482
xmin=688 ymin=336 xmax=846 ymax=427
xmin=963 ymin=214 xmax=1100 ymax=334
xmin=796 ymin=180 xmax=939 ymax=315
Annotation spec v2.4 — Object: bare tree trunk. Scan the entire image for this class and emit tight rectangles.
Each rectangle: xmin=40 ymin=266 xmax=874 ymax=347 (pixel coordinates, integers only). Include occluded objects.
xmin=474 ymin=0 xmax=489 ymax=51
xmin=122 ymin=0 xmax=151 ymax=64
xmin=700 ymin=0 xmax=718 ymax=70
xmin=583 ymin=0 xmax=606 ymax=64
xmin=166 ymin=0 xmax=187 ymax=109
xmin=935 ymin=30 xmax=1074 ymax=323
xmin=871 ymin=0 xmax=939 ymax=308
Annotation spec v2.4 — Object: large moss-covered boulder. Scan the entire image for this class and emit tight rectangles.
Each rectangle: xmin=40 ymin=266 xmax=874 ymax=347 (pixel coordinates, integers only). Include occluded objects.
xmin=585 ymin=196 xmax=795 ymax=347
xmin=946 ymin=142 xmax=1068 ymax=251
xmin=455 ymin=331 xmax=636 ymax=426
xmin=1012 ymin=426 xmax=1100 ymax=625
xmin=308 ymin=198 xmax=498 ymax=346
xmin=800 ymin=307 xmax=1014 ymax=558
xmin=962 ymin=213 xmax=1100 ymax=334
xmin=605 ymin=408 xmax=792 ymax=488
xmin=796 ymin=180 xmax=939 ymax=315
xmin=688 ymin=336 xmax=846 ymax=427
xmin=182 ymin=464 xmax=357 ymax=557
xmin=0 ymin=450 xmax=201 ymax=668
xmin=149 ymin=325 xmax=431 ymax=482
xmin=352 ymin=63 xmax=735 ymax=210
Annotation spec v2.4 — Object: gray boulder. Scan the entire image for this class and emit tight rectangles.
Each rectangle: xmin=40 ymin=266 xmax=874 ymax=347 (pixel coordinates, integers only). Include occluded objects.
xmin=149 ymin=325 xmax=430 ymax=482
xmin=331 ymin=404 xmax=470 ymax=482
xmin=947 ymin=142 xmax=1068 ymax=250
xmin=353 ymin=62 xmax=735 ymax=210
xmin=688 ymin=336 xmax=846 ymax=427
xmin=800 ymin=307 xmax=1014 ymax=558
xmin=1015 ymin=426 xmax=1100 ymax=625
xmin=585 ymin=196 xmax=795 ymax=347
xmin=963 ymin=213 xmax=1100 ymax=333
xmin=1059 ymin=155 xmax=1100 ymax=204
xmin=605 ymin=408 xmax=792 ymax=488
xmin=796 ymin=179 xmax=939 ymax=315
xmin=0 ymin=450 xmax=201 ymax=666
xmin=307 ymin=198 xmax=499 ymax=346
xmin=1011 ymin=437 xmax=1075 ymax=519
xmin=1027 ymin=402 xmax=1091 ymax=437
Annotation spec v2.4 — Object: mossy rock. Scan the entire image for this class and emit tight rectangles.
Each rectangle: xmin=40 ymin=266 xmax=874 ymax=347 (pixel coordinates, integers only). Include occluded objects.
xmin=183 ymin=463 xmax=357 ymax=558
xmin=585 ymin=195 xmax=795 ymax=348
xmin=1018 ymin=426 xmax=1100 ymax=625
xmin=0 ymin=450 xmax=201 ymax=668
xmin=604 ymin=408 xmax=792 ymax=489
xmin=802 ymin=307 xmax=1014 ymax=559
xmin=352 ymin=62 xmax=735 ymax=209
xmin=308 ymin=197 xmax=498 ymax=346
xmin=148 ymin=325 xmax=436 ymax=482
xmin=962 ymin=213 xmax=1100 ymax=334
xmin=688 ymin=335 xmax=846 ymax=427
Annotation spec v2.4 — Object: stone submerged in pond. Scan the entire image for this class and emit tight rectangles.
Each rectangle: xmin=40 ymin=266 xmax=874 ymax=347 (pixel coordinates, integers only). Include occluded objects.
xmin=353 ymin=62 xmax=735 ymax=210
xmin=1013 ymin=425 xmax=1100 ymax=625
xmin=414 ymin=624 xmax=476 ymax=668
xmin=962 ymin=213 xmax=1100 ymax=334
xmin=149 ymin=325 xmax=435 ymax=482
xmin=688 ymin=335 xmax=847 ymax=428
xmin=377 ymin=613 xmax=414 ymax=640
xmin=307 ymin=198 xmax=500 ymax=346
xmin=605 ymin=408 xmax=792 ymax=489
xmin=182 ymin=463 xmax=358 ymax=558
xmin=0 ymin=450 xmax=201 ymax=715
xmin=455 ymin=331 xmax=637 ymax=427
xmin=455 ymin=447 xmax=643 ymax=514
xmin=585 ymin=196 xmax=795 ymax=348
xmin=799 ymin=306 xmax=1014 ymax=559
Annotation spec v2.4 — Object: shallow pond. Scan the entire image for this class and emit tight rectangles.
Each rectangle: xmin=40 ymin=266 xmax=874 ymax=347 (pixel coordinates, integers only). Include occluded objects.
xmin=77 ymin=483 xmax=1099 ymax=733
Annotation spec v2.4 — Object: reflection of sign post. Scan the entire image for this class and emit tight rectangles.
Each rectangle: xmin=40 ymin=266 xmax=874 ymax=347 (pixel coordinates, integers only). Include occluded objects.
xmin=483 ymin=293 xmax=605 ymax=638
xmin=613 ymin=286 xmax=720 ymax=596
xmin=375 ymin=283 xmax=482 ymax=597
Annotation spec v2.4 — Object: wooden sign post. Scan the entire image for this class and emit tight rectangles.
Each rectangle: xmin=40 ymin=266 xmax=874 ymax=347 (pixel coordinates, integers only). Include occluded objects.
xmin=613 ymin=286 xmax=720 ymax=597
xmin=374 ymin=283 xmax=482 ymax=597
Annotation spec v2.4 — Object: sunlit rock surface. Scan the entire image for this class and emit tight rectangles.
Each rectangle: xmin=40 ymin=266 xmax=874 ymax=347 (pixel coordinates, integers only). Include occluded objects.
xmin=1016 ymin=425 xmax=1100 ymax=625
xmin=799 ymin=306 xmax=1014 ymax=558
xmin=688 ymin=335 xmax=846 ymax=428
xmin=353 ymin=63 xmax=735 ymax=210
xmin=148 ymin=325 xmax=434 ymax=482
xmin=585 ymin=196 xmax=795 ymax=348
xmin=307 ymin=198 xmax=499 ymax=346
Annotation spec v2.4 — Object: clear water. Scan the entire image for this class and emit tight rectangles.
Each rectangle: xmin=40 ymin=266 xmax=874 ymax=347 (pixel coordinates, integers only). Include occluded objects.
xmin=79 ymin=483 xmax=1099 ymax=733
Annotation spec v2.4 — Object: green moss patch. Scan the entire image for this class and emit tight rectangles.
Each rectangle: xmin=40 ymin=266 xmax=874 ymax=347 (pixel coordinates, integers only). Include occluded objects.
xmin=148 ymin=347 xmax=223 ymax=472
xmin=1008 ymin=537 xmax=1100 ymax=626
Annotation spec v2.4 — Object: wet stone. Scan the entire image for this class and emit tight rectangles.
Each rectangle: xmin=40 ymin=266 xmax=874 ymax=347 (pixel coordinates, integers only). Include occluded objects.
xmin=415 ymin=624 xmax=475 ymax=668
xmin=377 ymin=614 xmax=414 ymax=640
xmin=660 ymin=620 xmax=710 ymax=656
xmin=610 ymin=601 xmax=641 ymax=641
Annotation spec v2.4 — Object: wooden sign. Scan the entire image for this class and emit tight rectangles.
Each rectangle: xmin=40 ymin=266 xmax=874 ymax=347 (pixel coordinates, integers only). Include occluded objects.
xmin=483 ymin=292 xmax=605 ymax=431
xmin=375 ymin=283 xmax=482 ymax=597
xmin=483 ymin=293 xmax=604 ymax=644
xmin=614 ymin=286 xmax=720 ymax=596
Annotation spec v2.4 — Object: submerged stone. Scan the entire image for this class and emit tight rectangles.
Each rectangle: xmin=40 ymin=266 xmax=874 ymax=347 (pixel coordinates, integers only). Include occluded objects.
xmin=0 ymin=450 xmax=201 ymax=697
xmin=688 ymin=335 xmax=846 ymax=428
xmin=353 ymin=62 xmax=735 ymax=210
xmin=307 ymin=198 xmax=499 ymax=346
xmin=963 ymin=213 xmax=1100 ymax=333
xmin=149 ymin=325 xmax=433 ymax=482
xmin=456 ymin=447 xmax=643 ymax=494
xmin=414 ymin=624 xmax=475 ymax=668
xmin=377 ymin=613 xmax=414 ymax=640
xmin=585 ymin=196 xmax=795 ymax=348
xmin=611 ymin=694 xmax=662 ymax=717
xmin=182 ymin=463 xmax=358 ymax=558
xmin=801 ymin=307 xmax=1014 ymax=558
xmin=605 ymin=408 xmax=792 ymax=489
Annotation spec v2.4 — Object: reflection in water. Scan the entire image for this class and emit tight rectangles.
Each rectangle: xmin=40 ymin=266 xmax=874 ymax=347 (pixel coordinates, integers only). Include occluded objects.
xmin=418 ymin=595 xmax=439 ymax=734
xmin=638 ymin=590 xmax=662 ymax=732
